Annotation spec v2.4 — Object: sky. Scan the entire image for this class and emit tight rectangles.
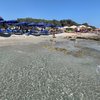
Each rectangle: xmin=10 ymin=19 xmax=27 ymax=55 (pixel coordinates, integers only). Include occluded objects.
xmin=0 ymin=0 xmax=100 ymax=27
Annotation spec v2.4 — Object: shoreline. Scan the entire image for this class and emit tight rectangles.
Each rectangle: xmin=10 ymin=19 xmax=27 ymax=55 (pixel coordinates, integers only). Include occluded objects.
xmin=0 ymin=32 xmax=99 ymax=47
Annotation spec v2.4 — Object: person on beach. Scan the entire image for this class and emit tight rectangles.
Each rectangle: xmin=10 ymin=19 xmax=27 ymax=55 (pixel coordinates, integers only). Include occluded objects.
xmin=49 ymin=28 xmax=56 ymax=38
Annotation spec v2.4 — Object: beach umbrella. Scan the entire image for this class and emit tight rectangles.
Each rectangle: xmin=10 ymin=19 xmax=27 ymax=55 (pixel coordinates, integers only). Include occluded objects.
xmin=28 ymin=22 xmax=37 ymax=26
xmin=55 ymin=25 xmax=62 ymax=28
xmin=37 ymin=22 xmax=46 ymax=27
xmin=87 ymin=26 xmax=92 ymax=29
xmin=79 ymin=25 xmax=87 ymax=28
xmin=45 ymin=23 xmax=51 ymax=27
xmin=16 ymin=22 xmax=29 ymax=26
xmin=45 ymin=23 xmax=55 ymax=27
xmin=63 ymin=26 xmax=70 ymax=29
xmin=6 ymin=20 xmax=18 ymax=24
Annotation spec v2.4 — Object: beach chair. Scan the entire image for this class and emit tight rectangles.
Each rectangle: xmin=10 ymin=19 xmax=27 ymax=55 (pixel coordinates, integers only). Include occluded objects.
xmin=0 ymin=29 xmax=11 ymax=37
xmin=40 ymin=30 xmax=49 ymax=35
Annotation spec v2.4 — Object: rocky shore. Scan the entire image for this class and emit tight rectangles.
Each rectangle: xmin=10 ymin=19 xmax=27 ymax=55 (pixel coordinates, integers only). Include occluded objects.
xmin=64 ymin=33 xmax=100 ymax=41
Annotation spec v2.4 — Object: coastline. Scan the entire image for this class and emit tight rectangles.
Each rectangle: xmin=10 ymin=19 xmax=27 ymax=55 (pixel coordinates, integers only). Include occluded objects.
xmin=0 ymin=32 xmax=99 ymax=47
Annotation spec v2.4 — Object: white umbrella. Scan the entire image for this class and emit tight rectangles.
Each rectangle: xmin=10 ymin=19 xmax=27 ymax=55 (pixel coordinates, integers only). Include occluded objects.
xmin=63 ymin=26 xmax=70 ymax=29
xmin=79 ymin=25 xmax=87 ymax=28
xmin=87 ymin=26 xmax=92 ymax=29
xmin=70 ymin=25 xmax=77 ymax=29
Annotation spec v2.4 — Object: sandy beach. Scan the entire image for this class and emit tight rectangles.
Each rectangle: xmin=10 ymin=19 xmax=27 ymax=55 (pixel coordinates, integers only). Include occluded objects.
xmin=0 ymin=32 xmax=99 ymax=47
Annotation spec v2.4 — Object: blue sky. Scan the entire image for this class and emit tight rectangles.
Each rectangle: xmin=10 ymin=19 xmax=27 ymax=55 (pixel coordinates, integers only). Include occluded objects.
xmin=0 ymin=0 xmax=100 ymax=27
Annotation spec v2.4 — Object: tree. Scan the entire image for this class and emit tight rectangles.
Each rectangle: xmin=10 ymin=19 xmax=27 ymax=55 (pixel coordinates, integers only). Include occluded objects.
xmin=82 ymin=23 xmax=89 ymax=27
xmin=51 ymin=19 xmax=61 ymax=26
xmin=60 ymin=19 xmax=78 ymax=26
xmin=16 ymin=17 xmax=96 ymax=28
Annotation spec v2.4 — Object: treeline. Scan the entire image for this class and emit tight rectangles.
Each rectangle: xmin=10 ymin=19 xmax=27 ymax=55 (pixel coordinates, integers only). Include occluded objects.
xmin=16 ymin=17 xmax=95 ymax=29
xmin=17 ymin=18 xmax=79 ymax=26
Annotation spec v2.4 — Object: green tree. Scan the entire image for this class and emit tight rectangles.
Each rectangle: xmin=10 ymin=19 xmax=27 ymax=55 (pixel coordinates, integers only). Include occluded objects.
xmin=60 ymin=19 xmax=78 ymax=26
